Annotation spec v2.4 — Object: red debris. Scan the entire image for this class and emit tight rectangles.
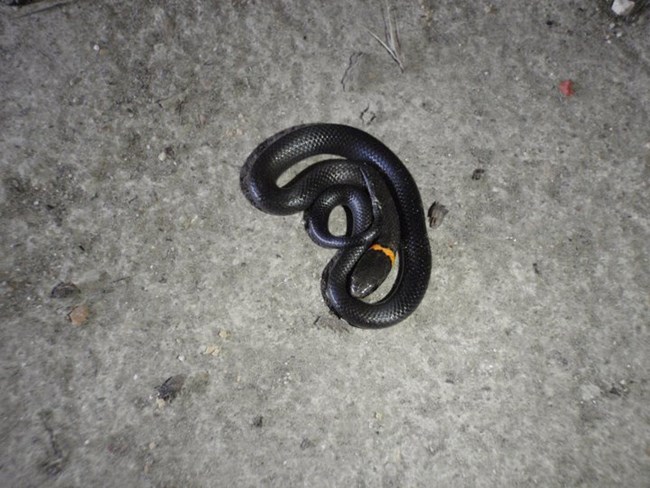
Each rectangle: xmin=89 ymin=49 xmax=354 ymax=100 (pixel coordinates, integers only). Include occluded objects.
xmin=559 ymin=80 xmax=575 ymax=97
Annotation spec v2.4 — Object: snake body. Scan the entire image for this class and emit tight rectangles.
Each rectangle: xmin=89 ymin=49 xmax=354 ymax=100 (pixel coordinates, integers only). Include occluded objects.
xmin=240 ymin=124 xmax=431 ymax=329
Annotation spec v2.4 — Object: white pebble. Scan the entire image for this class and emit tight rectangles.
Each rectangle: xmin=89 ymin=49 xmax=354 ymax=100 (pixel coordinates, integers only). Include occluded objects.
xmin=611 ymin=0 xmax=635 ymax=16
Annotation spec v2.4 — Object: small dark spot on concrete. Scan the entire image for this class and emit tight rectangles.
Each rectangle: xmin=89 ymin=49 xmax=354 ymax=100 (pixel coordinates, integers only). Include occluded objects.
xmin=300 ymin=438 xmax=314 ymax=449
xmin=50 ymin=282 xmax=81 ymax=298
xmin=111 ymin=276 xmax=131 ymax=285
xmin=38 ymin=410 xmax=68 ymax=477
xmin=253 ymin=415 xmax=264 ymax=428
xmin=471 ymin=168 xmax=485 ymax=180
xmin=546 ymin=20 xmax=555 ymax=26
xmin=444 ymin=378 xmax=455 ymax=384
xmin=533 ymin=262 xmax=541 ymax=275
xmin=155 ymin=375 xmax=186 ymax=402
xmin=608 ymin=381 xmax=631 ymax=397
xmin=164 ymin=146 xmax=175 ymax=158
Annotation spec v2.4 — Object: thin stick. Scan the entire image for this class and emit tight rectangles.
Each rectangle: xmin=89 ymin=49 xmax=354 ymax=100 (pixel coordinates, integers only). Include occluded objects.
xmin=366 ymin=0 xmax=404 ymax=72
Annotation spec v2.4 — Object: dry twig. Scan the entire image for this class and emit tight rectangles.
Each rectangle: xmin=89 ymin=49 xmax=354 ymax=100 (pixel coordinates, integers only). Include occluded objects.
xmin=366 ymin=0 xmax=404 ymax=72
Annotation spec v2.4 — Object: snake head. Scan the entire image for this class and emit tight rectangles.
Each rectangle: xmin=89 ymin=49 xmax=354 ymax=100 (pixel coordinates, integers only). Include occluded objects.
xmin=349 ymin=245 xmax=394 ymax=298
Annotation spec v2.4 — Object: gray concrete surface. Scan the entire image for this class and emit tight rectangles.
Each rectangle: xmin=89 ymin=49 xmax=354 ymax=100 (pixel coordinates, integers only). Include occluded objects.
xmin=1 ymin=1 xmax=649 ymax=486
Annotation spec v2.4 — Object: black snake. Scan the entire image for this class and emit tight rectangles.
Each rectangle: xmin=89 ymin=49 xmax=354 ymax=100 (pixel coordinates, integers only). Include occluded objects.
xmin=240 ymin=124 xmax=431 ymax=329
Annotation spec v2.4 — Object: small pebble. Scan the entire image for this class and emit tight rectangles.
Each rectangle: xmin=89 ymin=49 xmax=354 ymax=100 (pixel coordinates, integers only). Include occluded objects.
xmin=203 ymin=345 xmax=219 ymax=356
xmin=611 ymin=0 xmax=635 ymax=16
xmin=67 ymin=304 xmax=90 ymax=326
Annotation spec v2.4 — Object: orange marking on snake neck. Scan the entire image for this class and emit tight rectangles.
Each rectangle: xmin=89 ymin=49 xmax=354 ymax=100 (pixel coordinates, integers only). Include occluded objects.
xmin=370 ymin=244 xmax=396 ymax=265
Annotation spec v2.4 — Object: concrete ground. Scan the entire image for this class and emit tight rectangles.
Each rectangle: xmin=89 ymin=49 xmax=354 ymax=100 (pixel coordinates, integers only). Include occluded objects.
xmin=1 ymin=0 xmax=649 ymax=486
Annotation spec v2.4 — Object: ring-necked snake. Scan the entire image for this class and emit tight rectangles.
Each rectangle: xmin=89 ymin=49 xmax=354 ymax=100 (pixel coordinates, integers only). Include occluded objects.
xmin=240 ymin=124 xmax=431 ymax=329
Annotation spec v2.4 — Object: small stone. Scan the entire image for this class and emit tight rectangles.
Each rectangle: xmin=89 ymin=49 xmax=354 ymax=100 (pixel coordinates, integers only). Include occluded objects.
xmin=611 ymin=0 xmax=635 ymax=16
xmin=203 ymin=345 xmax=219 ymax=356
xmin=67 ymin=304 xmax=90 ymax=326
